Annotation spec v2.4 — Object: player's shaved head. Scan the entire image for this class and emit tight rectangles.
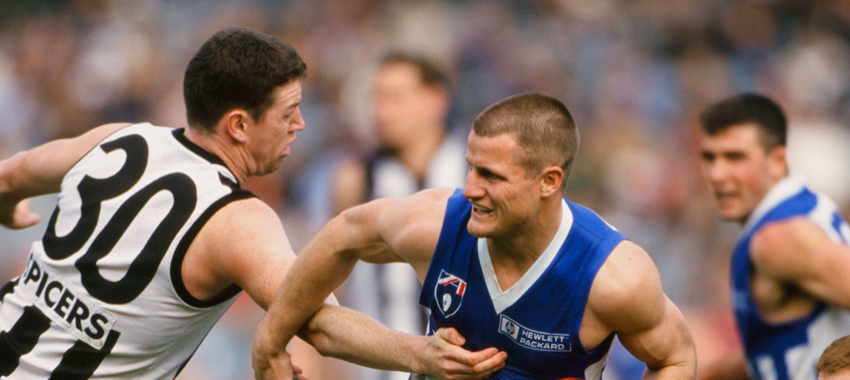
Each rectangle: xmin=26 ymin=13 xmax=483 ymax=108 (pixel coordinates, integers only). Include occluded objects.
xmin=472 ymin=92 xmax=579 ymax=189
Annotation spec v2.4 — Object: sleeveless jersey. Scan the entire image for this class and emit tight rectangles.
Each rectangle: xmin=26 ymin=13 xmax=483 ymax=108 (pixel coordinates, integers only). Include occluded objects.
xmin=731 ymin=176 xmax=850 ymax=380
xmin=0 ymin=123 xmax=253 ymax=379
xmin=416 ymin=190 xmax=625 ymax=380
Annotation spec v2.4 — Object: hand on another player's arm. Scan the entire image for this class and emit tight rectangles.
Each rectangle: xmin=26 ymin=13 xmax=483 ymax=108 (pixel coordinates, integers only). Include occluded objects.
xmin=591 ymin=241 xmax=696 ymax=380
xmin=297 ymin=305 xmax=506 ymax=379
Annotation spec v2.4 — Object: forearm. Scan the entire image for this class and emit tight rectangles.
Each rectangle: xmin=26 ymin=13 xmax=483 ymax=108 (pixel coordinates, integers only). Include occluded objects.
xmin=297 ymin=305 xmax=427 ymax=373
xmin=0 ymin=149 xmax=62 ymax=203
xmin=258 ymin=216 xmax=371 ymax=352
xmin=0 ymin=123 xmax=128 ymax=203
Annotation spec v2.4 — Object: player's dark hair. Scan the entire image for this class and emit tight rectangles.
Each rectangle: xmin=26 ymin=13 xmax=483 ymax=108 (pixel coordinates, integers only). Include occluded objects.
xmin=472 ymin=92 xmax=579 ymax=189
xmin=184 ymin=28 xmax=307 ymax=132
xmin=700 ymin=93 xmax=787 ymax=151
xmin=817 ymin=336 xmax=850 ymax=375
xmin=380 ymin=51 xmax=450 ymax=90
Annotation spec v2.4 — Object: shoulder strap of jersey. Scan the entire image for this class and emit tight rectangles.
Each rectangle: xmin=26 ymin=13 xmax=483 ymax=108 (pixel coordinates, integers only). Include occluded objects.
xmin=418 ymin=189 xmax=470 ymax=307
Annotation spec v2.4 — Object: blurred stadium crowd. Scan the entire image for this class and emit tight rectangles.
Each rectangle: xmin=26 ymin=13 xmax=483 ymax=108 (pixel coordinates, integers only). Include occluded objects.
xmin=1 ymin=0 xmax=849 ymax=379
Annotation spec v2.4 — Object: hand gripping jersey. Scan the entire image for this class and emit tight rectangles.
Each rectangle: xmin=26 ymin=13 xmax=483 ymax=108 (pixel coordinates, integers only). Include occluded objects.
xmin=416 ymin=190 xmax=625 ymax=380
xmin=0 ymin=124 xmax=252 ymax=379
xmin=731 ymin=177 xmax=850 ymax=380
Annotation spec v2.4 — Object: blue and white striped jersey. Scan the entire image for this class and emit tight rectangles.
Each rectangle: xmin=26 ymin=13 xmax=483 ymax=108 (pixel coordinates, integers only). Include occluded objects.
xmin=731 ymin=176 xmax=850 ymax=380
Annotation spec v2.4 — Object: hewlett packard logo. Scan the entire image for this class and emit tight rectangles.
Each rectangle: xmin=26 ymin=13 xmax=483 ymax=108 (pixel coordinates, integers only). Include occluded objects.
xmin=498 ymin=315 xmax=571 ymax=352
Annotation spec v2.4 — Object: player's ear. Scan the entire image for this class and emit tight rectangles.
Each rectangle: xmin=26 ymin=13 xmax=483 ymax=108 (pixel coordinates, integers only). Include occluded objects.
xmin=767 ymin=145 xmax=787 ymax=179
xmin=221 ymin=110 xmax=252 ymax=143
xmin=539 ymin=166 xmax=563 ymax=198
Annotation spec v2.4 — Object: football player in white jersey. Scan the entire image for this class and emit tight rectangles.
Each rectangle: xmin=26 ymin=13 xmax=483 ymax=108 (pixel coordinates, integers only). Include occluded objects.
xmin=0 ymin=27 xmax=503 ymax=380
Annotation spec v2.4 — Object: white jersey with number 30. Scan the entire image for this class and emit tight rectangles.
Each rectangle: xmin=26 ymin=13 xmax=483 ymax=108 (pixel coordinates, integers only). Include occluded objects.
xmin=0 ymin=123 xmax=251 ymax=379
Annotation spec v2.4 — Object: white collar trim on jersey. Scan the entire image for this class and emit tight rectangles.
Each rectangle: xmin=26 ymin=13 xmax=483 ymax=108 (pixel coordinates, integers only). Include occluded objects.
xmin=477 ymin=199 xmax=573 ymax=314
xmin=742 ymin=175 xmax=804 ymax=235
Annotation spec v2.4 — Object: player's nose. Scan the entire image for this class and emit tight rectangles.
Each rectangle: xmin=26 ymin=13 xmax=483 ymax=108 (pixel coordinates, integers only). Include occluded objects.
xmin=290 ymin=108 xmax=305 ymax=132
xmin=463 ymin=173 xmax=485 ymax=199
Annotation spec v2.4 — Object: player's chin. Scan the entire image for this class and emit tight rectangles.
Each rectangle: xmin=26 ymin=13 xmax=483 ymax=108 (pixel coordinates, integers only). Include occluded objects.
xmin=466 ymin=222 xmax=487 ymax=238
xmin=466 ymin=220 xmax=497 ymax=238
xmin=718 ymin=209 xmax=745 ymax=223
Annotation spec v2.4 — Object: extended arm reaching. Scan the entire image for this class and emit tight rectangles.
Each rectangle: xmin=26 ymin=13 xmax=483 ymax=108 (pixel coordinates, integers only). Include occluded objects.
xmin=0 ymin=123 xmax=129 ymax=229
xmin=252 ymin=188 xmax=505 ymax=379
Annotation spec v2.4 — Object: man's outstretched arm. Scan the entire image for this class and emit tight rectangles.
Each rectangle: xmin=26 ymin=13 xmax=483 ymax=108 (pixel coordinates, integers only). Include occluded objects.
xmin=295 ymin=305 xmax=505 ymax=378
xmin=253 ymin=190 xmax=505 ymax=379
xmin=0 ymin=123 xmax=129 ymax=229
xmin=252 ymin=188 xmax=505 ymax=379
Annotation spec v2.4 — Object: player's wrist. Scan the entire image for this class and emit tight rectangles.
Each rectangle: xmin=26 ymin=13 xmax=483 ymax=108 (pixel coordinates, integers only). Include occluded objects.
xmin=405 ymin=335 xmax=432 ymax=374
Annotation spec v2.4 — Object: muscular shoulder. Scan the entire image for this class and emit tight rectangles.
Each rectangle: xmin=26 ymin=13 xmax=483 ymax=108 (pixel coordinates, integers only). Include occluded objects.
xmin=751 ymin=218 xmax=815 ymax=258
xmin=205 ymin=197 xmax=287 ymax=249
xmin=186 ymin=197 xmax=293 ymax=308
xmin=750 ymin=218 xmax=837 ymax=279
xmin=588 ymin=240 xmax=666 ymax=333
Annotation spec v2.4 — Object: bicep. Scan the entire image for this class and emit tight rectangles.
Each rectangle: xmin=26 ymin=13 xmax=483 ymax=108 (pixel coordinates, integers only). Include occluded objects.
xmin=197 ymin=198 xmax=295 ymax=310
xmin=374 ymin=188 xmax=450 ymax=278
xmin=591 ymin=242 xmax=694 ymax=368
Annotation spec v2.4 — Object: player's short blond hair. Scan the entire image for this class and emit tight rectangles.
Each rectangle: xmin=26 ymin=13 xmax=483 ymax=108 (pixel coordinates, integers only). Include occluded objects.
xmin=471 ymin=92 xmax=579 ymax=190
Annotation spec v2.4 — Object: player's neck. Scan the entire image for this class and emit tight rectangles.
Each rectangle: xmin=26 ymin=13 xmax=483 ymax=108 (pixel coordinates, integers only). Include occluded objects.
xmin=183 ymin=127 xmax=249 ymax=184
xmin=487 ymin=200 xmax=563 ymax=288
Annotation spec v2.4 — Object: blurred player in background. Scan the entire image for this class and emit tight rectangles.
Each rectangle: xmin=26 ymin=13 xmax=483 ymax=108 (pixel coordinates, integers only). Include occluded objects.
xmin=0 ymin=27 xmax=502 ymax=379
xmin=331 ymin=51 xmax=468 ymax=380
xmin=697 ymin=94 xmax=850 ymax=380
xmin=254 ymin=92 xmax=696 ymax=380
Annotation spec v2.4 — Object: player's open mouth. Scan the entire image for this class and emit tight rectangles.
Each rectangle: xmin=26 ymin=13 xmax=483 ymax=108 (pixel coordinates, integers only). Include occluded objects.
xmin=472 ymin=204 xmax=492 ymax=214
xmin=714 ymin=191 xmax=736 ymax=201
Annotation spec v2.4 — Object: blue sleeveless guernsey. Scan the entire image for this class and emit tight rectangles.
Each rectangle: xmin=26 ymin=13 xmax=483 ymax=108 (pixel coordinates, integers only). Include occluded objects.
xmin=731 ymin=177 xmax=850 ymax=380
xmin=417 ymin=189 xmax=626 ymax=380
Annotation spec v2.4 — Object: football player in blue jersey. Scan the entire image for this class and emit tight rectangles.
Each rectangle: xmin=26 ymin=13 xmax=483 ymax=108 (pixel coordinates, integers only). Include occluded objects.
xmin=254 ymin=92 xmax=697 ymax=380
xmin=697 ymin=94 xmax=850 ymax=380
xmin=817 ymin=336 xmax=850 ymax=380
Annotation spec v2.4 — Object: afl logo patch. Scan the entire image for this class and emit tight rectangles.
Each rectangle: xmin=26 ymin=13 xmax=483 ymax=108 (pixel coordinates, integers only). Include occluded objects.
xmin=434 ymin=270 xmax=467 ymax=318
